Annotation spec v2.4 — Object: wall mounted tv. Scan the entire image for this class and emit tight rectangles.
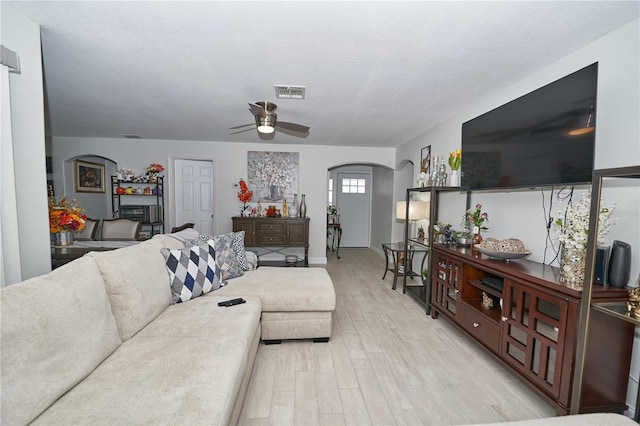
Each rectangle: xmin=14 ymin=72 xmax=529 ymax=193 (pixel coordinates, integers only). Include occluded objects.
xmin=461 ymin=63 xmax=597 ymax=191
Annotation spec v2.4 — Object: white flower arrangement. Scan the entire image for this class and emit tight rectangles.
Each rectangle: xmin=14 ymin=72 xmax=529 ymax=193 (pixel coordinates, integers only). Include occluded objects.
xmin=555 ymin=193 xmax=615 ymax=250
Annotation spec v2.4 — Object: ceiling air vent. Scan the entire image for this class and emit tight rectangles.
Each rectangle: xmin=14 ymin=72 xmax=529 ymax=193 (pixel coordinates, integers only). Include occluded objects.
xmin=274 ymin=85 xmax=306 ymax=100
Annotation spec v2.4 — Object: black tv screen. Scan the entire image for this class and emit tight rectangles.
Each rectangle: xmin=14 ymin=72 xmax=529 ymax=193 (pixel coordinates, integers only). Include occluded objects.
xmin=461 ymin=63 xmax=597 ymax=190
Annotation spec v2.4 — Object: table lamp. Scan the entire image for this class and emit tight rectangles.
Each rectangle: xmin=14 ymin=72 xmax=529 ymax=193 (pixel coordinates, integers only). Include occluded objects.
xmin=396 ymin=200 xmax=429 ymax=239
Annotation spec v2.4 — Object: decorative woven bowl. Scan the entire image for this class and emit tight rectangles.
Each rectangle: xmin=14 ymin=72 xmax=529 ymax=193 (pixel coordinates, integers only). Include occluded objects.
xmin=475 ymin=247 xmax=531 ymax=262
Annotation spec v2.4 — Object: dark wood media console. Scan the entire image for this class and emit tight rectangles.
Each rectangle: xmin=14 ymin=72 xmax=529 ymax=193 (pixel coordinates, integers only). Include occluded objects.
xmin=430 ymin=244 xmax=634 ymax=415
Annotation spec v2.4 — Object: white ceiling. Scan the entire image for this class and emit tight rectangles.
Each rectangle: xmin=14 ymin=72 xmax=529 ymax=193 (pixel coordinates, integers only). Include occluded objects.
xmin=8 ymin=1 xmax=640 ymax=148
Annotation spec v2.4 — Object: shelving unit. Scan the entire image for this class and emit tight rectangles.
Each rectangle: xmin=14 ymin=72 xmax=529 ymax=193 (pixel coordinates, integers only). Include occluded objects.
xmin=571 ymin=165 xmax=640 ymax=416
xmin=402 ymin=186 xmax=469 ymax=313
xmin=110 ymin=176 xmax=165 ymax=236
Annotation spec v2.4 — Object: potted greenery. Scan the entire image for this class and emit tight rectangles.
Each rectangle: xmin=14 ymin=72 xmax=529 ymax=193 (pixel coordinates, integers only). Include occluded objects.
xmin=433 ymin=221 xmax=453 ymax=244
xmin=421 ymin=268 xmax=429 ymax=285
xmin=455 ymin=229 xmax=472 ymax=246
xmin=327 ymin=205 xmax=339 ymax=224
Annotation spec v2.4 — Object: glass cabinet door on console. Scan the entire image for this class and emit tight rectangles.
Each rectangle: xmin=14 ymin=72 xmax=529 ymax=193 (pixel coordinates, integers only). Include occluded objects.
xmin=501 ymin=280 xmax=568 ymax=399
xmin=432 ymin=252 xmax=461 ymax=319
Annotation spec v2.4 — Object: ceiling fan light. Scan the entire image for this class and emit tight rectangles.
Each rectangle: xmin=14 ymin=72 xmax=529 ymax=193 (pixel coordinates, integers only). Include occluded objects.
xmin=255 ymin=110 xmax=277 ymax=134
xmin=257 ymin=124 xmax=275 ymax=134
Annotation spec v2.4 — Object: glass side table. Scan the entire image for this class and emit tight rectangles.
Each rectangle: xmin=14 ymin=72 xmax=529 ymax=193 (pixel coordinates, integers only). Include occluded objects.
xmin=381 ymin=242 xmax=429 ymax=294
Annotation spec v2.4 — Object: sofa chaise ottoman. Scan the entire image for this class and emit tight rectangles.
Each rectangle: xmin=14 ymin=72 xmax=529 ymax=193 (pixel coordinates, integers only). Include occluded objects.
xmin=157 ymin=232 xmax=337 ymax=343
xmin=214 ymin=266 xmax=335 ymax=342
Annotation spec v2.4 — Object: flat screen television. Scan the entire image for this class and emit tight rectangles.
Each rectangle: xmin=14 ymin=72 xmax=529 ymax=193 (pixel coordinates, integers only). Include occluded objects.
xmin=461 ymin=63 xmax=597 ymax=191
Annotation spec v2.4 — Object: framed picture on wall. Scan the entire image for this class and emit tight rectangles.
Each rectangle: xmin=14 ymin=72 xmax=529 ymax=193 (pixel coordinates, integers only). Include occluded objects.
xmin=420 ymin=145 xmax=431 ymax=174
xmin=74 ymin=160 xmax=105 ymax=193
xmin=247 ymin=151 xmax=299 ymax=202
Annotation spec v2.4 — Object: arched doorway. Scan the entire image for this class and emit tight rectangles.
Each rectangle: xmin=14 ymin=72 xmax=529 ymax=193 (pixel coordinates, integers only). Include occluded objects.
xmin=327 ymin=162 xmax=397 ymax=252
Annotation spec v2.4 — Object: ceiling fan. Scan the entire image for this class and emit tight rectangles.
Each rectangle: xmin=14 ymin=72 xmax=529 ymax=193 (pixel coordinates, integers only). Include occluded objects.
xmin=230 ymin=101 xmax=310 ymax=138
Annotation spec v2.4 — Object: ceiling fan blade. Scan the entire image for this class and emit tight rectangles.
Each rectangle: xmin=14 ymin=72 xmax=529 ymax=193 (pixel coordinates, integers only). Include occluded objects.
xmin=248 ymin=103 xmax=266 ymax=118
xmin=229 ymin=123 xmax=255 ymax=130
xmin=229 ymin=127 xmax=255 ymax=135
xmin=276 ymin=126 xmax=310 ymax=138
xmin=276 ymin=121 xmax=310 ymax=133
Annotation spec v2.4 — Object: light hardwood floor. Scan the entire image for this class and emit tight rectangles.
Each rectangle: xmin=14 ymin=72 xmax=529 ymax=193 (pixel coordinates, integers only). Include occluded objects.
xmin=239 ymin=248 xmax=556 ymax=425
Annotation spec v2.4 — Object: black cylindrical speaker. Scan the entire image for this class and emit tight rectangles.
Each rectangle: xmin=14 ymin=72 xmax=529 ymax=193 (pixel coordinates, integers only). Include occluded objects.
xmin=608 ymin=240 xmax=631 ymax=288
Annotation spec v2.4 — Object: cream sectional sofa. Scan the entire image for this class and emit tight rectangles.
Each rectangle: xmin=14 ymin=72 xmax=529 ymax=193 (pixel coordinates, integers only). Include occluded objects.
xmin=1 ymin=233 xmax=335 ymax=425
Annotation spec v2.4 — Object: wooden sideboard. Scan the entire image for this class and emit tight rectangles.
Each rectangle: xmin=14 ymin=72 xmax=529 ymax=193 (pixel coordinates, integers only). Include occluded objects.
xmin=232 ymin=217 xmax=310 ymax=266
xmin=430 ymin=244 xmax=634 ymax=415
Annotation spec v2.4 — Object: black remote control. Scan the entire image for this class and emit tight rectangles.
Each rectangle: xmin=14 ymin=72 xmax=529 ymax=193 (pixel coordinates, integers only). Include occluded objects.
xmin=218 ymin=298 xmax=246 ymax=307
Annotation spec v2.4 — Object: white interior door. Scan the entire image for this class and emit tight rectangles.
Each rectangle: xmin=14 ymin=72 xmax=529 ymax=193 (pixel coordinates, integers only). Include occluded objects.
xmin=336 ymin=172 xmax=371 ymax=247
xmin=174 ymin=159 xmax=214 ymax=235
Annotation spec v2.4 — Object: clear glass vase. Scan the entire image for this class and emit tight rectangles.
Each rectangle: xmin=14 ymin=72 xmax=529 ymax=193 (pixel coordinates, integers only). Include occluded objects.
xmin=559 ymin=244 xmax=586 ymax=285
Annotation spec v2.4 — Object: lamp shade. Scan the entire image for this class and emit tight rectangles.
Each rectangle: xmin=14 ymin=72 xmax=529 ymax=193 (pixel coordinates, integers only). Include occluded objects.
xmin=396 ymin=201 xmax=429 ymax=221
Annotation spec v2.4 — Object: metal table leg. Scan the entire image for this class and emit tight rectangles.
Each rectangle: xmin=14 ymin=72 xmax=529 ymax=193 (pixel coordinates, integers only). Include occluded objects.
xmin=382 ymin=244 xmax=390 ymax=279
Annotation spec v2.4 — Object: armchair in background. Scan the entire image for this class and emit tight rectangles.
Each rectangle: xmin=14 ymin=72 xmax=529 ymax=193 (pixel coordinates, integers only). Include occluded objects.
xmin=171 ymin=223 xmax=195 ymax=233
xmin=74 ymin=218 xmax=99 ymax=241
xmin=101 ymin=219 xmax=142 ymax=240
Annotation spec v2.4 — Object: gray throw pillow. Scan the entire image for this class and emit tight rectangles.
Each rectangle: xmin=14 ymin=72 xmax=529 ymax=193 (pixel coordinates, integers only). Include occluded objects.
xmin=213 ymin=232 xmax=244 ymax=281
xmin=232 ymin=231 xmax=250 ymax=270
xmin=162 ymin=239 xmax=222 ymax=304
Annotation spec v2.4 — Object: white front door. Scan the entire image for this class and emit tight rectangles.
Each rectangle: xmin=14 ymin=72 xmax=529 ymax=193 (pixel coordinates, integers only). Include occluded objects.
xmin=174 ymin=159 xmax=214 ymax=235
xmin=336 ymin=172 xmax=371 ymax=247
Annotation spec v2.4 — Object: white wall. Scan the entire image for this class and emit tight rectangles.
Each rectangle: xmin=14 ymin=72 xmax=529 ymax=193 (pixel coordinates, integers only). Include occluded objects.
xmin=397 ymin=18 xmax=639 ymax=271
xmin=51 ymin=137 xmax=396 ymax=263
xmin=370 ymin=166 xmax=394 ymax=252
xmin=396 ymin=18 xmax=640 ymax=412
xmin=1 ymin=5 xmax=49 ymax=286
xmin=391 ymin=160 xmax=416 ymax=244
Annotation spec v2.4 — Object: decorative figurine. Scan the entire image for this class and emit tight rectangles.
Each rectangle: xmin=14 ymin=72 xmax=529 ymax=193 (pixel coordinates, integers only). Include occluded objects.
xmin=417 ymin=172 xmax=428 ymax=188
xmin=627 ymin=287 xmax=640 ymax=318
xmin=482 ymin=292 xmax=494 ymax=309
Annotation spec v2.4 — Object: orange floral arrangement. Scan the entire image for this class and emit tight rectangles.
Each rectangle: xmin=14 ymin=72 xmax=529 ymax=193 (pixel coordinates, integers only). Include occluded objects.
xmin=237 ymin=178 xmax=253 ymax=216
xmin=48 ymin=197 xmax=87 ymax=233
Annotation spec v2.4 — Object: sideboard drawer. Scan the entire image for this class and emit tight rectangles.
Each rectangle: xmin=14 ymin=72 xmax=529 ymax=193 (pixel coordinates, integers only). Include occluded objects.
xmin=257 ymin=234 xmax=286 ymax=244
xmin=257 ymin=222 xmax=286 ymax=234
xmin=458 ymin=302 xmax=500 ymax=352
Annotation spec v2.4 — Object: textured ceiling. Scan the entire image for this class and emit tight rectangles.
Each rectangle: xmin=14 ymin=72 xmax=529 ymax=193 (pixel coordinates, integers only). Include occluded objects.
xmin=8 ymin=1 xmax=640 ymax=147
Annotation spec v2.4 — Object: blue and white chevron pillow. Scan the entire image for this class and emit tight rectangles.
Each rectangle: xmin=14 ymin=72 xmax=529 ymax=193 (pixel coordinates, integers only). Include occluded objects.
xmin=162 ymin=239 xmax=222 ymax=304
